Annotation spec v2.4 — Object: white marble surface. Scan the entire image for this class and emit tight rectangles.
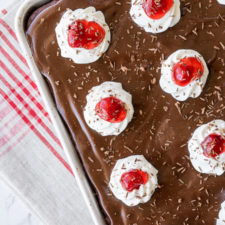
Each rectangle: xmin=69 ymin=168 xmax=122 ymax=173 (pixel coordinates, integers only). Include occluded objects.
xmin=0 ymin=179 xmax=43 ymax=225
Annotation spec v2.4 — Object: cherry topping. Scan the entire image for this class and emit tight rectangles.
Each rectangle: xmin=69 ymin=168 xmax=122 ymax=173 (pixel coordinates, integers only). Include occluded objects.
xmin=121 ymin=169 xmax=149 ymax=192
xmin=142 ymin=0 xmax=173 ymax=20
xmin=68 ymin=19 xmax=105 ymax=49
xmin=201 ymin=133 xmax=225 ymax=158
xmin=95 ymin=97 xmax=127 ymax=123
xmin=172 ymin=57 xmax=204 ymax=87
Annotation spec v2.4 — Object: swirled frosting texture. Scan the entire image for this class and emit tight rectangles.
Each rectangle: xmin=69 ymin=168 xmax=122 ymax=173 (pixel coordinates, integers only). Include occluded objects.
xmin=109 ymin=155 xmax=158 ymax=206
xmin=83 ymin=82 xmax=134 ymax=136
xmin=188 ymin=120 xmax=225 ymax=176
xmin=218 ymin=0 xmax=225 ymax=5
xmin=160 ymin=49 xmax=209 ymax=101
xmin=129 ymin=0 xmax=181 ymax=33
xmin=217 ymin=201 xmax=225 ymax=225
xmin=55 ymin=7 xmax=110 ymax=64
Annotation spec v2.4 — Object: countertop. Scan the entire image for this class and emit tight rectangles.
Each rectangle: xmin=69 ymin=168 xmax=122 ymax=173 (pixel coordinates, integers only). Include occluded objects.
xmin=0 ymin=179 xmax=43 ymax=225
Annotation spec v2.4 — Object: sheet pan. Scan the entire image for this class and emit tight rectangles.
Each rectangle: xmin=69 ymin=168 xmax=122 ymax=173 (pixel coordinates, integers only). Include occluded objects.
xmin=15 ymin=1 xmax=105 ymax=224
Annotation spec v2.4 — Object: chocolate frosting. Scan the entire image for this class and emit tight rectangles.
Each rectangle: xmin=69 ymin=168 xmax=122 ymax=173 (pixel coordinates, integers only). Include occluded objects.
xmin=26 ymin=0 xmax=225 ymax=224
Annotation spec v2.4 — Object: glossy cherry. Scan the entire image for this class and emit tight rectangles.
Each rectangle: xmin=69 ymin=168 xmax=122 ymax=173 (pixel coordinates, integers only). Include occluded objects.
xmin=201 ymin=133 xmax=225 ymax=158
xmin=95 ymin=97 xmax=127 ymax=123
xmin=172 ymin=57 xmax=204 ymax=87
xmin=68 ymin=19 xmax=105 ymax=49
xmin=142 ymin=0 xmax=174 ymax=19
xmin=121 ymin=169 xmax=149 ymax=192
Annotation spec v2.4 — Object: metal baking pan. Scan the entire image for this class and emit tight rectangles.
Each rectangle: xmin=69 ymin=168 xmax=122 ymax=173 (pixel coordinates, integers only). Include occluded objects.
xmin=15 ymin=0 xmax=105 ymax=224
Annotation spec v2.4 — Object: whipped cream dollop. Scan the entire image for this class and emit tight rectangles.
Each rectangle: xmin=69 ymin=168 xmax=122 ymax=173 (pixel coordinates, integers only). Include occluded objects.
xmin=109 ymin=155 xmax=158 ymax=206
xmin=217 ymin=201 xmax=225 ymax=225
xmin=83 ymin=82 xmax=134 ymax=136
xmin=159 ymin=49 xmax=209 ymax=101
xmin=129 ymin=0 xmax=181 ymax=33
xmin=218 ymin=0 xmax=225 ymax=5
xmin=188 ymin=120 xmax=225 ymax=176
xmin=55 ymin=7 xmax=110 ymax=64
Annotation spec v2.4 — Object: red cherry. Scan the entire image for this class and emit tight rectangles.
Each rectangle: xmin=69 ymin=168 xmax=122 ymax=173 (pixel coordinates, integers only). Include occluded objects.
xmin=121 ymin=169 xmax=149 ymax=192
xmin=68 ymin=19 xmax=105 ymax=49
xmin=201 ymin=133 xmax=225 ymax=158
xmin=95 ymin=97 xmax=127 ymax=123
xmin=142 ymin=0 xmax=173 ymax=20
xmin=172 ymin=57 xmax=204 ymax=87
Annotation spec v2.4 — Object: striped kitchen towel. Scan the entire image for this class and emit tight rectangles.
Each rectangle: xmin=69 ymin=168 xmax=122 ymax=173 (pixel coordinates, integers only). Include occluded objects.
xmin=0 ymin=0 xmax=92 ymax=224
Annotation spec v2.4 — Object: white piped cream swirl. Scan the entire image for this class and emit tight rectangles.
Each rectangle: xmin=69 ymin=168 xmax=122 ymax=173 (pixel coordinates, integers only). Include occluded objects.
xmin=109 ymin=155 xmax=158 ymax=206
xmin=83 ymin=82 xmax=134 ymax=136
xmin=188 ymin=120 xmax=225 ymax=176
xmin=159 ymin=49 xmax=209 ymax=101
xmin=129 ymin=0 xmax=181 ymax=33
xmin=218 ymin=0 xmax=225 ymax=5
xmin=217 ymin=201 xmax=225 ymax=225
xmin=55 ymin=7 xmax=110 ymax=64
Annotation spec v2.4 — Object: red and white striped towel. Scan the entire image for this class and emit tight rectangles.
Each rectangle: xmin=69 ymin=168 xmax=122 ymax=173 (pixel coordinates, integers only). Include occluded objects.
xmin=0 ymin=1 xmax=92 ymax=224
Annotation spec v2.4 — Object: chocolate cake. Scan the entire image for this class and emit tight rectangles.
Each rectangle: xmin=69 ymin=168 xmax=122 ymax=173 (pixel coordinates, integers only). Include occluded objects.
xmin=26 ymin=0 xmax=225 ymax=224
